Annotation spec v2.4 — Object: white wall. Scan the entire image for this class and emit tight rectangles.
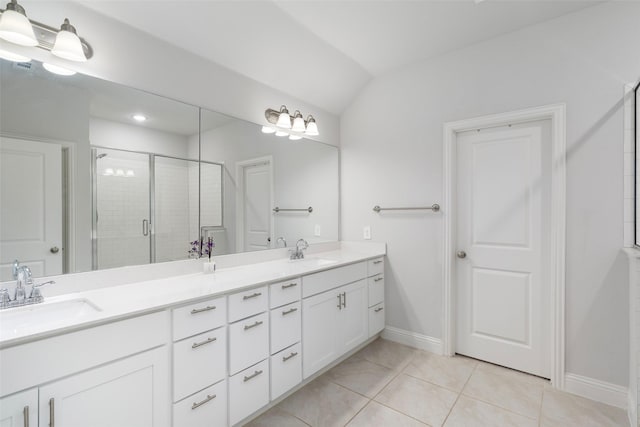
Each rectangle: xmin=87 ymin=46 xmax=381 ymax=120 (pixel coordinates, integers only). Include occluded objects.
xmin=12 ymin=1 xmax=340 ymax=148
xmin=341 ymin=1 xmax=640 ymax=387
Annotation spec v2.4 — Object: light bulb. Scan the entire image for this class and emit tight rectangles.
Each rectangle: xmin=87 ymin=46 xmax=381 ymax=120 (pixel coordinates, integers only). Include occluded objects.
xmin=51 ymin=19 xmax=86 ymax=62
xmin=0 ymin=2 xmax=37 ymax=47
xmin=261 ymin=126 xmax=276 ymax=134
xmin=43 ymin=62 xmax=76 ymax=76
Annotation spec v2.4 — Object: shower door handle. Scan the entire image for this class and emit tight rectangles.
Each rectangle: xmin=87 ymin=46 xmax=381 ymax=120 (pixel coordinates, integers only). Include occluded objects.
xmin=142 ymin=219 xmax=149 ymax=236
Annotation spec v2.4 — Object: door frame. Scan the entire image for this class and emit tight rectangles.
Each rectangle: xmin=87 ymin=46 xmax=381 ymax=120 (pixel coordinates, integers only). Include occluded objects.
xmin=235 ymin=155 xmax=274 ymax=252
xmin=442 ymin=103 xmax=566 ymax=388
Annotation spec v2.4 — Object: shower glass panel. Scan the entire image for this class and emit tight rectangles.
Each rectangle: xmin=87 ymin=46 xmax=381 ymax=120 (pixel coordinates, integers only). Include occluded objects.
xmin=154 ymin=156 xmax=201 ymax=263
xmin=93 ymin=148 xmax=151 ymax=269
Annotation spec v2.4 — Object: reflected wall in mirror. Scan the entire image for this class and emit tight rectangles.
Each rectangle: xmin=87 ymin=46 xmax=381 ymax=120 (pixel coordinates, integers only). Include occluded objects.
xmin=0 ymin=59 xmax=339 ymax=281
xmin=199 ymin=109 xmax=339 ymax=255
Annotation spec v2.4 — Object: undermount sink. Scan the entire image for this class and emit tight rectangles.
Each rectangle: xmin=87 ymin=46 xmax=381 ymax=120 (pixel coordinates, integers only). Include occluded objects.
xmin=291 ymin=257 xmax=339 ymax=267
xmin=0 ymin=298 xmax=102 ymax=335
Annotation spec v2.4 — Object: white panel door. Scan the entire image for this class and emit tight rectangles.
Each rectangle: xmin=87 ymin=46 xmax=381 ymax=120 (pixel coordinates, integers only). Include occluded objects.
xmin=243 ymin=162 xmax=271 ymax=251
xmin=0 ymin=137 xmax=63 ymax=280
xmin=456 ymin=122 xmax=550 ymax=378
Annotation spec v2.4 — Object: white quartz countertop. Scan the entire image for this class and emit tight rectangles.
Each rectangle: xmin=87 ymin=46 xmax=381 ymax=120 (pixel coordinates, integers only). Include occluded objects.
xmin=0 ymin=246 xmax=385 ymax=348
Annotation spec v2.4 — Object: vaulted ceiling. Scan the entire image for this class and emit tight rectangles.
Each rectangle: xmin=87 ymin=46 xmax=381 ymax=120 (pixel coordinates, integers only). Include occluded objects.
xmin=79 ymin=0 xmax=601 ymax=114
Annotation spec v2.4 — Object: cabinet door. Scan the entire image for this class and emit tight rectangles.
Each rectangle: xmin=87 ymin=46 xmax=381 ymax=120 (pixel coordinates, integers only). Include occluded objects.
xmin=0 ymin=388 xmax=37 ymax=427
xmin=38 ymin=347 xmax=169 ymax=427
xmin=339 ymin=280 xmax=368 ymax=353
xmin=302 ymin=288 xmax=341 ymax=379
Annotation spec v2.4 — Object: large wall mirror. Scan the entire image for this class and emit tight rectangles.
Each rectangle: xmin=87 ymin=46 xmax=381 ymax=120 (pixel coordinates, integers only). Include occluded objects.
xmin=0 ymin=60 xmax=339 ymax=281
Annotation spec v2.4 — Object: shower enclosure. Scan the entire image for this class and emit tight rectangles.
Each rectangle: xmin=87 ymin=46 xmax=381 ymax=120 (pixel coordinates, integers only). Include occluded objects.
xmin=91 ymin=147 xmax=222 ymax=270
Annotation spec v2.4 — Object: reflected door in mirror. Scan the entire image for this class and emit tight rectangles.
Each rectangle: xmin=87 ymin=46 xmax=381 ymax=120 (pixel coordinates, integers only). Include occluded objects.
xmin=241 ymin=159 xmax=272 ymax=252
xmin=1 ymin=137 xmax=63 ymax=280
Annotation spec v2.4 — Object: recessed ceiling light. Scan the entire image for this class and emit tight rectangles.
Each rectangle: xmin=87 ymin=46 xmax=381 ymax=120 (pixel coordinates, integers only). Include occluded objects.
xmin=132 ymin=114 xmax=147 ymax=122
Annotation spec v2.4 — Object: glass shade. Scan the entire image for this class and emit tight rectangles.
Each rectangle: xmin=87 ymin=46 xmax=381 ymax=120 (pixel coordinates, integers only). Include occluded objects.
xmin=305 ymin=120 xmax=319 ymax=136
xmin=43 ymin=62 xmax=76 ymax=76
xmin=0 ymin=47 xmax=28 ymax=62
xmin=51 ymin=29 xmax=86 ymax=62
xmin=276 ymin=111 xmax=291 ymax=129
xmin=0 ymin=9 xmax=37 ymax=46
xmin=291 ymin=115 xmax=306 ymax=133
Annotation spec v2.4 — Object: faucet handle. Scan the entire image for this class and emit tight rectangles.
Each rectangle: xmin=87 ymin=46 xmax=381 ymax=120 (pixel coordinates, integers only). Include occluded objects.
xmin=30 ymin=280 xmax=55 ymax=299
xmin=0 ymin=289 xmax=10 ymax=305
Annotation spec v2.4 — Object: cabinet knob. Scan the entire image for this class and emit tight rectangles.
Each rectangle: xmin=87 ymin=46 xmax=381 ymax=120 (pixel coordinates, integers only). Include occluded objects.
xmin=50 ymin=246 xmax=60 ymax=254
xmin=457 ymin=251 xmax=467 ymax=259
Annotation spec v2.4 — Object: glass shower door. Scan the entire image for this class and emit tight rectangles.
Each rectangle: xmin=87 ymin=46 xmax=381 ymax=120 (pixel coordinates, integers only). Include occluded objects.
xmin=93 ymin=148 xmax=151 ymax=269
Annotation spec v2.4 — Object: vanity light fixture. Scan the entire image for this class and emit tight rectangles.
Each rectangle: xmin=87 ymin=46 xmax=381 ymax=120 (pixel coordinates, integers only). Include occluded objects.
xmin=0 ymin=0 xmax=93 ymax=70
xmin=264 ymin=105 xmax=320 ymax=138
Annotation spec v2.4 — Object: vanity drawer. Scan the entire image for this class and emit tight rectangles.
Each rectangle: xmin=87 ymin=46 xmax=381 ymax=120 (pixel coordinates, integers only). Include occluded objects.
xmin=367 ymin=258 xmax=384 ymax=277
xmin=228 ymin=286 xmax=268 ymax=322
xmin=302 ymin=262 xmax=367 ymax=298
xmin=270 ymin=301 xmax=301 ymax=354
xmin=229 ymin=359 xmax=269 ymax=426
xmin=173 ymin=327 xmax=226 ymax=402
xmin=229 ymin=312 xmax=269 ymax=375
xmin=270 ymin=278 xmax=301 ymax=309
xmin=271 ymin=343 xmax=302 ymax=400
xmin=368 ymin=274 xmax=385 ymax=307
xmin=369 ymin=303 xmax=385 ymax=337
xmin=173 ymin=380 xmax=227 ymax=427
xmin=173 ymin=296 xmax=226 ymax=341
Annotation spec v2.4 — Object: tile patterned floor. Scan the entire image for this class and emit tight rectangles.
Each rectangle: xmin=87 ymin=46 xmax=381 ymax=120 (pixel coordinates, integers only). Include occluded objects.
xmin=245 ymin=338 xmax=628 ymax=427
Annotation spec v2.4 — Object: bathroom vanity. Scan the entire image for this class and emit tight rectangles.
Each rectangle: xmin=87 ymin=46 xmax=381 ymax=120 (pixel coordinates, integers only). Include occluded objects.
xmin=0 ymin=243 xmax=385 ymax=427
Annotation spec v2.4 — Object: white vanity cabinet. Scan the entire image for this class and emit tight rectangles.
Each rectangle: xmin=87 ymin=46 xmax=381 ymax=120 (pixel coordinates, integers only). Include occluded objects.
xmin=302 ymin=262 xmax=369 ymax=379
xmin=0 ymin=312 xmax=170 ymax=427
xmin=0 ymin=388 xmax=37 ymax=427
xmin=367 ymin=257 xmax=386 ymax=337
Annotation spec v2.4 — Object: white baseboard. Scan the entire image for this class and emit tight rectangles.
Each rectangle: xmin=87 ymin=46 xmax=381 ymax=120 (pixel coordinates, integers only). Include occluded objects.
xmin=381 ymin=326 xmax=442 ymax=354
xmin=628 ymin=391 xmax=637 ymax=427
xmin=564 ymin=373 xmax=627 ymax=410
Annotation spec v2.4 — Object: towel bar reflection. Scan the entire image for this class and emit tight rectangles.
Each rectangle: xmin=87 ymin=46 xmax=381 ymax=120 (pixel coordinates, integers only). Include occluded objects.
xmin=373 ymin=204 xmax=440 ymax=213
xmin=273 ymin=206 xmax=313 ymax=213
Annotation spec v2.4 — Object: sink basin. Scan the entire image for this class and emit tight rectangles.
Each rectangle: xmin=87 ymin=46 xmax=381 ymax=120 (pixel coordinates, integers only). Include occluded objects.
xmin=0 ymin=298 xmax=102 ymax=336
xmin=291 ymin=257 xmax=339 ymax=267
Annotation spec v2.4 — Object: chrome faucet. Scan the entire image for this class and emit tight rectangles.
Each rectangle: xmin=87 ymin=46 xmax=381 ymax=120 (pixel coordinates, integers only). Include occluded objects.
xmin=0 ymin=260 xmax=55 ymax=310
xmin=289 ymin=239 xmax=309 ymax=260
xmin=276 ymin=237 xmax=287 ymax=248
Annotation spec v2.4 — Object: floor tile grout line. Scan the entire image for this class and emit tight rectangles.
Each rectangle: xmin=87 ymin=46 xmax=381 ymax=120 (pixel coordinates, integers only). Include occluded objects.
xmin=439 ymin=360 xmax=479 ymax=426
xmin=271 ymin=405 xmax=313 ymax=426
xmin=370 ymin=399 xmax=434 ymax=426
xmin=341 ymin=397 xmax=372 ymax=427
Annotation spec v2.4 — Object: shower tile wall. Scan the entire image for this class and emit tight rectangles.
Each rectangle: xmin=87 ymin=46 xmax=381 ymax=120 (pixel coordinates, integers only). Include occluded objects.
xmin=96 ymin=156 xmax=151 ymax=269
xmin=155 ymin=158 xmax=197 ymax=262
xmin=200 ymin=164 xmax=223 ymax=228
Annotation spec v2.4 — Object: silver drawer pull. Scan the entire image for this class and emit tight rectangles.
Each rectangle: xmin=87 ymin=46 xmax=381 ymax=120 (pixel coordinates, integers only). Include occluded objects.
xmin=374 ymin=277 xmax=383 ymax=282
xmin=281 ymin=282 xmax=297 ymax=289
xmin=243 ymin=369 xmax=263 ymax=382
xmin=243 ymin=292 xmax=262 ymax=300
xmin=282 ymin=307 xmax=298 ymax=316
xmin=23 ymin=405 xmax=29 ymax=427
xmin=49 ymin=398 xmax=55 ymax=427
xmin=375 ymin=307 xmax=384 ymax=313
xmin=191 ymin=305 xmax=216 ymax=314
xmin=373 ymin=260 xmax=383 ymax=264
xmin=244 ymin=320 xmax=263 ymax=330
xmin=283 ymin=351 xmax=298 ymax=362
xmin=191 ymin=394 xmax=216 ymax=410
xmin=192 ymin=337 xmax=217 ymax=349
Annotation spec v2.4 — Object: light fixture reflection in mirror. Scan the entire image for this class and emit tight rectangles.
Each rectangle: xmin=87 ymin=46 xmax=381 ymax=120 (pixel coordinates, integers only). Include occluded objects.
xmin=42 ymin=62 xmax=76 ymax=76
xmin=0 ymin=47 xmax=28 ymax=62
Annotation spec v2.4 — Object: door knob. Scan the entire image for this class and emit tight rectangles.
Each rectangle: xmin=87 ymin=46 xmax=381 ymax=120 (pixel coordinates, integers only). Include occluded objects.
xmin=456 ymin=251 xmax=467 ymax=259
xmin=50 ymin=246 xmax=60 ymax=254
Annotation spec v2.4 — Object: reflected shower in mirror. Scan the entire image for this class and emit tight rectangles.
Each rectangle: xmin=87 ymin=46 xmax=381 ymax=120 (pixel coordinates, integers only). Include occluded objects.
xmin=0 ymin=59 xmax=339 ymax=281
